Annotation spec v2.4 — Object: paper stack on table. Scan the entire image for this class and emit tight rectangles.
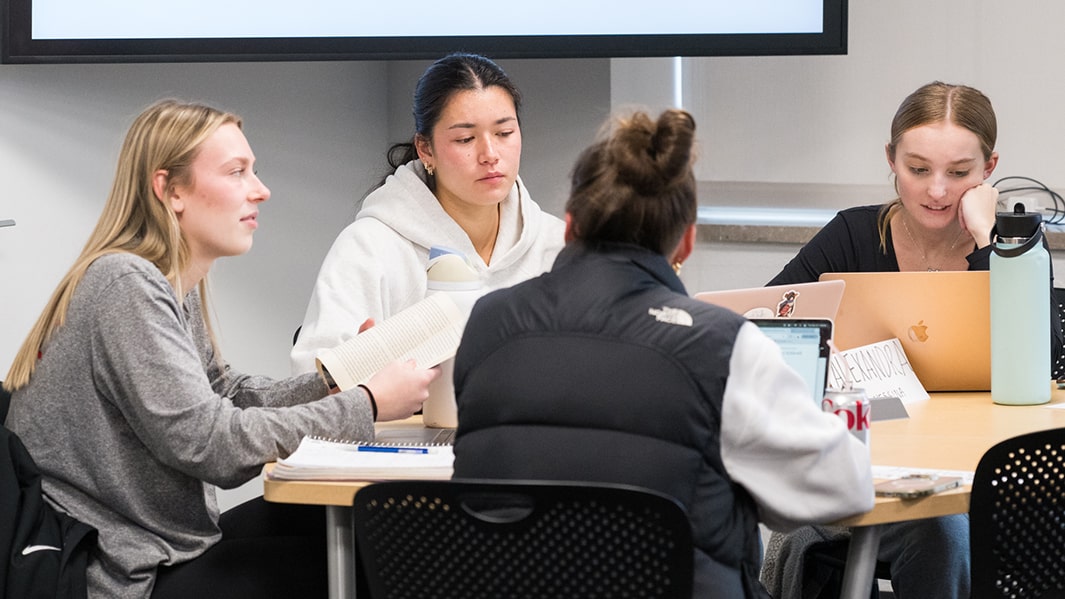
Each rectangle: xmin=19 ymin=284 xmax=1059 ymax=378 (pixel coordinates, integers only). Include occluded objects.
xmin=270 ymin=436 xmax=454 ymax=481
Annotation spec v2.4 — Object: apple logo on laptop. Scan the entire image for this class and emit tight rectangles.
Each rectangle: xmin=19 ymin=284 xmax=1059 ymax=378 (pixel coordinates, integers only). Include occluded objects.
xmin=908 ymin=320 xmax=929 ymax=343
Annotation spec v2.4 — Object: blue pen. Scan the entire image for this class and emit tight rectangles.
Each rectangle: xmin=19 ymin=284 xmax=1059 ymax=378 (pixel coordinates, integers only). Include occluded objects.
xmin=357 ymin=445 xmax=429 ymax=455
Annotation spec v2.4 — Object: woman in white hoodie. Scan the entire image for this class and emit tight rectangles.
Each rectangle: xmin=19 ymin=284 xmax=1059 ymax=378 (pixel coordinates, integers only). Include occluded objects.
xmin=292 ymin=53 xmax=565 ymax=373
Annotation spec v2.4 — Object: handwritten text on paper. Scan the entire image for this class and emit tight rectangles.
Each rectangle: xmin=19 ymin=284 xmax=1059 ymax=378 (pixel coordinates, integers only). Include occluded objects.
xmin=828 ymin=338 xmax=929 ymax=403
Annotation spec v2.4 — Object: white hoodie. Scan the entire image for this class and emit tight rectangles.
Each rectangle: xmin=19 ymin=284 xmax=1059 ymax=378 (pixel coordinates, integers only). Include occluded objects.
xmin=291 ymin=160 xmax=565 ymax=373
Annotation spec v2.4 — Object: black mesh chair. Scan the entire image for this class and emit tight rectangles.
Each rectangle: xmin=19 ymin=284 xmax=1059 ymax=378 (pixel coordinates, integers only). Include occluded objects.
xmin=1053 ymin=288 xmax=1065 ymax=380
xmin=970 ymin=427 xmax=1065 ymax=599
xmin=352 ymin=479 xmax=694 ymax=599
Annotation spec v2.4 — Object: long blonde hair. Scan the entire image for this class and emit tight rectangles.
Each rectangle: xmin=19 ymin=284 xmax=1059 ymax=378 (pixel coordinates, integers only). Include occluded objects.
xmin=876 ymin=81 xmax=997 ymax=251
xmin=4 ymin=99 xmax=241 ymax=391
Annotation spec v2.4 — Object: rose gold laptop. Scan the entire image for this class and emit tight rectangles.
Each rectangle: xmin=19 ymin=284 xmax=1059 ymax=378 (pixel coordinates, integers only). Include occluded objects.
xmin=694 ymin=280 xmax=846 ymax=321
xmin=819 ymin=271 xmax=990 ymax=392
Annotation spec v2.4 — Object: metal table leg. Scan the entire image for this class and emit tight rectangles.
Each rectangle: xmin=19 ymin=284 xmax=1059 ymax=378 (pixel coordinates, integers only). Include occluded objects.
xmin=326 ymin=505 xmax=357 ymax=599
xmin=839 ymin=524 xmax=883 ymax=599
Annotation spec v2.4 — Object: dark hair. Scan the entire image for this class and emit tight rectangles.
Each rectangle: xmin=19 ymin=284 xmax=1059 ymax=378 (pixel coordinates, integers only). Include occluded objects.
xmin=565 ymin=109 xmax=697 ymax=255
xmin=385 ymin=53 xmax=523 ymax=171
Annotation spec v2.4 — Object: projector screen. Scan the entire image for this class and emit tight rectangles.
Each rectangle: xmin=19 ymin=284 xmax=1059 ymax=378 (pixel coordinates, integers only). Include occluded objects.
xmin=2 ymin=0 xmax=847 ymax=63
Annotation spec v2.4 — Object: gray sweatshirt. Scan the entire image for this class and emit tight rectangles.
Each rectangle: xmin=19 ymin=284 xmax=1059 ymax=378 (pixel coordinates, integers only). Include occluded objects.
xmin=7 ymin=252 xmax=375 ymax=598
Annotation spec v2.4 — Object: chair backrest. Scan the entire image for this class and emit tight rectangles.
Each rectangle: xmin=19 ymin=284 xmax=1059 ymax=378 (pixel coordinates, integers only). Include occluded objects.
xmin=353 ymin=479 xmax=694 ymax=599
xmin=0 ymin=382 xmax=10 ymax=425
xmin=1052 ymin=288 xmax=1065 ymax=380
xmin=970 ymin=427 xmax=1065 ymax=599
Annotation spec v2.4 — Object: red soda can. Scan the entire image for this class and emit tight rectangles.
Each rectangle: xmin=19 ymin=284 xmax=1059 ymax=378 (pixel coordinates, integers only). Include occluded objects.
xmin=822 ymin=388 xmax=871 ymax=444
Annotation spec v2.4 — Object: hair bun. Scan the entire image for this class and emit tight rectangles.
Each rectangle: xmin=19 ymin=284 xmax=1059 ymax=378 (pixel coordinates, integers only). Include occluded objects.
xmin=564 ymin=107 xmax=697 ymax=255
xmin=610 ymin=109 xmax=695 ymax=196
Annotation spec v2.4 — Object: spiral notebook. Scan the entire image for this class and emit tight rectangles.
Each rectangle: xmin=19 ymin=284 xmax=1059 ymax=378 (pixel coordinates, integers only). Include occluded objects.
xmin=270 ymin=436 xmax=455 ymax=481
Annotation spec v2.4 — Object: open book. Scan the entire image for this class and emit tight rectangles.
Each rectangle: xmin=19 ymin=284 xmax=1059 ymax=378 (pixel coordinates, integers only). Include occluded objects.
xmin=270 ymin=436 xmax=455 ymax=481
xmin=315 ymin=293 xmax=464 ymax=391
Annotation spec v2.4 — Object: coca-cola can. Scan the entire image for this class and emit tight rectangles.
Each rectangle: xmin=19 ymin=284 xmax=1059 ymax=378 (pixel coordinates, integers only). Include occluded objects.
xmin=822 ymin=388 xmax=871 ymax=444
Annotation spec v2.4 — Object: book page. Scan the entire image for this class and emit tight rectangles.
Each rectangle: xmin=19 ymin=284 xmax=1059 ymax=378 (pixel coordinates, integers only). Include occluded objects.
xmin=315 ymin=293 xmax=463 ymax=391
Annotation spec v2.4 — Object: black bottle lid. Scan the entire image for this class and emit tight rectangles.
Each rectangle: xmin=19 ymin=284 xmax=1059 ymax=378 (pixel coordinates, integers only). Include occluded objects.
xmin=995 ymin=202 xmax=1042 ymax=238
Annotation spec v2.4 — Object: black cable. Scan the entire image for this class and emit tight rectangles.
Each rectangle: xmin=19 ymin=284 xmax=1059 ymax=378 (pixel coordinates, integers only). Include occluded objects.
xmin=992 ymin=176 xmax=1065 ymax=224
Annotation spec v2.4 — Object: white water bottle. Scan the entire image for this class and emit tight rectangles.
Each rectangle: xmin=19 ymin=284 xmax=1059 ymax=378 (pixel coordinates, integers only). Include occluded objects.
xmin=423 ymin=246 xmax=483 ymax=427
xmin=990 ymin=203 xmax=1051 ymax=405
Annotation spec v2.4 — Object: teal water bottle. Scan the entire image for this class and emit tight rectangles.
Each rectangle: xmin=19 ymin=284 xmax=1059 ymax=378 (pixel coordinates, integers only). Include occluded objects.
xmin=990 ymin=203 xmax=1051 ymax=405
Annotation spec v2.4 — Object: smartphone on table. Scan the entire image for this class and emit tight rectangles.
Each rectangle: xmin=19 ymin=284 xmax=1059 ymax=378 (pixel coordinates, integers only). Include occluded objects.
xmin=874 ymin=474 xmax=962 ymax=499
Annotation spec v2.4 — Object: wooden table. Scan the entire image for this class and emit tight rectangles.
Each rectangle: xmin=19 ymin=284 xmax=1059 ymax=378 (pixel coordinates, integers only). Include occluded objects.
xmin=832 ymin=386 xmax=1065 ymax=598
xmin=263 ymin=417 xmax=426 ymax=599
xmin=265 ymin=390 xmax=1065 ymax=599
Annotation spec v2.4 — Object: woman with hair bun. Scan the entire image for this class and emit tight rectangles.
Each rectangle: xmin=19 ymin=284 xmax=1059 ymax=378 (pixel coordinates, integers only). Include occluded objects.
xmin=451 ymin=109 xmax=874 ymax=598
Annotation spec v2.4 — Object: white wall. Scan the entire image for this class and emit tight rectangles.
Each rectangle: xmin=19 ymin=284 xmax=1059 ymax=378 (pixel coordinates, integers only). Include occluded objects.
xmin=685 ymin=1 xmax=1065 ymax=208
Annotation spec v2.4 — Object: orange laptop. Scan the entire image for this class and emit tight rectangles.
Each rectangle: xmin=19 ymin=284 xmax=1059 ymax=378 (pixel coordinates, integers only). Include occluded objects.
xmin=819 ymin=271 xmax=990 ymax=392
xmin=694 ymin=280 xmax=846 ymax=321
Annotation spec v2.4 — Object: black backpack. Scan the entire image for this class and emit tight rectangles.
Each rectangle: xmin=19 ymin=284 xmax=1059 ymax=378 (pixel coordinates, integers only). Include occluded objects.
xmin=0 ymin=422 xmax=97 ymax=599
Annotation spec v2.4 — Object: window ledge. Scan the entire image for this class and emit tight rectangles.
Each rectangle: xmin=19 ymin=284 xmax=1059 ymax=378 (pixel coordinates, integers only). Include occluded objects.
xmin=696 ymin=206 xmax=1065 ymax=251
xmin=695 ymin=206 xmax=831 ymax=245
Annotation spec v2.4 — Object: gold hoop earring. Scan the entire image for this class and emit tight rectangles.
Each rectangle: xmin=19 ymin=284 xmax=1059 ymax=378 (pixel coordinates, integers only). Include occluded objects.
xmin=672 ymin=262 xmax=683 ymax=275
xmin=424 ymin=162 xmax=435 ymax=176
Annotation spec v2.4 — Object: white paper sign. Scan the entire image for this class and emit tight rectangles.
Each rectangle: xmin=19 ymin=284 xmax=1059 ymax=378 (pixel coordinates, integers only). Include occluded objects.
xmin=828 ymin=338 xmax=929 ymax=403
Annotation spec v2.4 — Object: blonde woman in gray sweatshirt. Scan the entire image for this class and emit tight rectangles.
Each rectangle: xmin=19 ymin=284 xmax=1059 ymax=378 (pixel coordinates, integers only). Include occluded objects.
xmin=3 ymin=100 xmax=437 ymax=599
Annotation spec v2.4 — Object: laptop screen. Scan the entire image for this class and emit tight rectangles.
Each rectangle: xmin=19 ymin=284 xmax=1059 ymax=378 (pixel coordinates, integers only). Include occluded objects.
xmin=751 ymin=318 xmax=832 ymax=403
